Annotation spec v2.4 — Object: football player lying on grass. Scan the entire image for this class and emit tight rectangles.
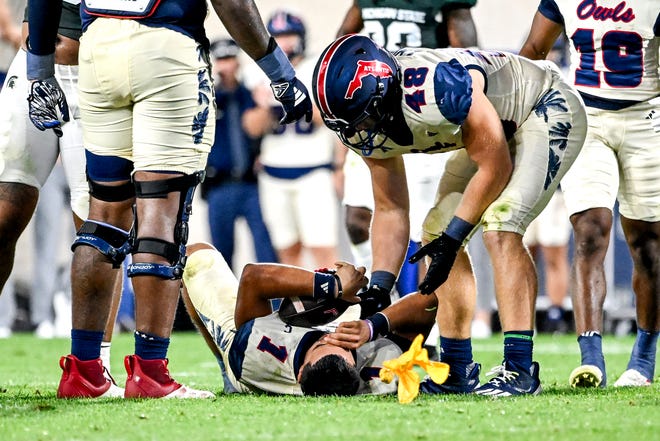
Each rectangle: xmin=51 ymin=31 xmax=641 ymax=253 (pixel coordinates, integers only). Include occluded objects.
xmin=181 ymin=243 xmax=440 ymax=396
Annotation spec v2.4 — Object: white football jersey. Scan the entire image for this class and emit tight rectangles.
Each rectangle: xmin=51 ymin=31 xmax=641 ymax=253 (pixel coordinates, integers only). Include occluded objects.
xmin=540 ymin=0 xmax=659 ymax=104
xmin=228 ymin=312 xmax=400 ymax=395
xmin=253 ymin=56 xmax=336 ymax=169
xmin=349 ymin=48 xmax=559 ymax=159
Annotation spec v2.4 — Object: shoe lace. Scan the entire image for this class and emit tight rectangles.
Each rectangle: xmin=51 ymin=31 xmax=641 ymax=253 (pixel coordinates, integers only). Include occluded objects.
xmin=103 ymin=366 xmax=119 ymax=386
xmin=485 ymin=364 xmax=519 ymax=386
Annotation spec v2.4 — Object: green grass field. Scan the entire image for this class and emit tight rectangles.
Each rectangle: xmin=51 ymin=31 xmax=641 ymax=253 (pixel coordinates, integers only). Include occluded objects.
xmin=1 ymin=332 xmax=658 ymax=441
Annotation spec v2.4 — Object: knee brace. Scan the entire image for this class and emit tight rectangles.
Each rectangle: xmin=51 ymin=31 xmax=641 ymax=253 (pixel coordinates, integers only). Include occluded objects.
xmin=88 ymin=178 xmax=136 ymax=202
xmin=127 ymin=171 xmax=204 ymax=280
xmin=71 ymin=221 xmax=131 ymax=268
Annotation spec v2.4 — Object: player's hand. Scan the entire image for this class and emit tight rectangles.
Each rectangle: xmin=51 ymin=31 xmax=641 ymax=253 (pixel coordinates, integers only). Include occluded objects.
xmin=323 ymin=320 xmax=370 ymax=349
xmin=27 ymin=77 xmax=70 ymax=137
xmin=358 ymin=284 xmax=392 ymax=319
xmin=270 ymin=77 xmax=313 ymax=124
xmin=333 ymin=262 xmax=368 ymax=303
xmin=409 ymin=234 xmax=461 ymax=294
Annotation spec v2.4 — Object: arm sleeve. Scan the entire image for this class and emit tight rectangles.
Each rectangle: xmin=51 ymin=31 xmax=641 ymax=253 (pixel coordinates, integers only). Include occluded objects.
xmin=538 ymin=0 xmax=564 ymax=25
xmin=27 ymin=0 xmax=62 ymax=55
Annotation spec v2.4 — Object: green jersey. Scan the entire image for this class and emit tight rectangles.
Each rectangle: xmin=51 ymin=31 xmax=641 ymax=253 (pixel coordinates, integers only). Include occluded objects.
xmin=357 ymin=0 xmax=477 ymax=50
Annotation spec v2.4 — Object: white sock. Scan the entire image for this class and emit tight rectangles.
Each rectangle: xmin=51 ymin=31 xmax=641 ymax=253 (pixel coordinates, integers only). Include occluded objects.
xmin=100 ymin=341 xmax=112 ymax=373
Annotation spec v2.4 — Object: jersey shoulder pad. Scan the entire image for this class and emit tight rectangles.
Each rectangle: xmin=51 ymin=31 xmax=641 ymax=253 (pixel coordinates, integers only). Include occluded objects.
xmin=433 ymin=58 xmax=472 ymax=126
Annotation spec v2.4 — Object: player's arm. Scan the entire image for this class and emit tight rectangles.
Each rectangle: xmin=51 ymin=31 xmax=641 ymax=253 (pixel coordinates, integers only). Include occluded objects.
xmin=519 ymin=11 xmax=564 ymax=60
xmin=234 ymin=261 xmax=367 ymax=328
xmin=325 ymin=292 xmax=438 ymax=349
xmin=364 ymin=155 xmax=410 ymax=280
xmin=336 ymin=0 xmax=363 ymax=37
xmin=443 ymin=4 xmax=478 ymax=48
xmin=209 ymin=0 xmax=312 ymax=124
xmin=454 ymin=70 xmax=512 ymax=225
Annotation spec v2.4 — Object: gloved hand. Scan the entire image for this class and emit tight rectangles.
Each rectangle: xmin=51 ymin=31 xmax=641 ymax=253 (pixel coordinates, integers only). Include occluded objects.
xmin=358 ymin=284 xmax=392 ymax=319
xmin=271 ymin=77 xmax=313 ymax=124
xmin=408 ymin=234 xmax=462 ymax=295
xmin=27 ymin=79 xmax=70 ymax=137
xmin=26 ymin=52 xmax=69 ymax=137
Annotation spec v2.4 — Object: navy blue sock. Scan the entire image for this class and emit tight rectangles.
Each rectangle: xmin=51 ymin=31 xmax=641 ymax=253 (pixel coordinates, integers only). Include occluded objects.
xmin=135 ymin=331 xmax=170 ymax=360
xmin=578 ymin=331 xmax=606 ymax=384
xmin=71 ymin=329 xmax=104 ymax=361
xmin=627 ymin=328 xmax=658 ymax=380
xmin=439 ymin=337 xmax=473 ymax=377
xmin=503 ymin=330 xmax=534 ymax=373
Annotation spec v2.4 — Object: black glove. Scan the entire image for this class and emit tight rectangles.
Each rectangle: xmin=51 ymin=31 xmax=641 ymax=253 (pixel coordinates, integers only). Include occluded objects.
xmin=358 ymin=284 xmax=392 ymax=319
xmin=409 ymin=234 xmax=462 ymax=295
xmin=270 ymin=77 xmax=313 ymax=124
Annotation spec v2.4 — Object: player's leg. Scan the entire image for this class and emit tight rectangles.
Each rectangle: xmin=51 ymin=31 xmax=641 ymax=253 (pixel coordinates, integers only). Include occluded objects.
xmin=476 ymin=77 xmax=586 ymax=396
xmin=343 ymin=150 xmax=374 ymax=270
xmin=181 ymin=243 xmax=246 ymax=393
xmin=612 ymin=101 xmax=660 ymax=387
xmin=297 ymin=168 xmax=339 ymax=268
xmin=562 ymin=106 xmax=619 ymax=388
xmin=207 ymin=183 xmax=239 ymax=268
xmin=259 ymin=172 xmax=302 ymax=266
xmin=420 ymin=150 xmax=479 ymax=394
xmin=242 ymin=183 xmax=278 ymax=263
xmin=0 ymin=49 xmax=59 ymax=295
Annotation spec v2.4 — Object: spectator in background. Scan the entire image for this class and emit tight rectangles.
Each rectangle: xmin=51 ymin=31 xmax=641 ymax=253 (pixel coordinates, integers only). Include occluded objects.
xmin=520 ymin=0 xmax=660 ymax=389
xmin=244 ymin=9 xmax=340 ymax=269
xmin=203 ymin=38 xmax=277 ymax=271
xmin=0 ymin=0 xmax=22 ymax=86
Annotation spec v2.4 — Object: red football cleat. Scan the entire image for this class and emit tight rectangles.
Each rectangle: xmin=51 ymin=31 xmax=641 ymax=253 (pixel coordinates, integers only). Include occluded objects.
xmin=57 ymin=355 xmax=124 ymax=398
xmin=124 ymin=355 xmax=215 ymax=399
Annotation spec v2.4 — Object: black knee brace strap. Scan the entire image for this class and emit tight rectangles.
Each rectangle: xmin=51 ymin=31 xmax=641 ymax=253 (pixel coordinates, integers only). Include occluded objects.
xmin=127 ymin=171 xmax=204 ymax=280
xmin=88 ymin=179 xmax=136 ymax=202
xmin=71 ymin=221 xmax=131 ymax=268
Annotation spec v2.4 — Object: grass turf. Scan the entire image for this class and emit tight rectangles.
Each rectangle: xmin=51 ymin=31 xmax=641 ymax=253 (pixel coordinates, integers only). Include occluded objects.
xmin=0 ymin=332 xmax=658 ymax=441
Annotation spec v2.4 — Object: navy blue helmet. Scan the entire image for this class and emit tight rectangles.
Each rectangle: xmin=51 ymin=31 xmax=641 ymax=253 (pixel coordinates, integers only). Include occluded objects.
xmin=267 ymin=9 xmax=306 ymax=57
xmin=312 ymin=34 xmax=400 ymax=153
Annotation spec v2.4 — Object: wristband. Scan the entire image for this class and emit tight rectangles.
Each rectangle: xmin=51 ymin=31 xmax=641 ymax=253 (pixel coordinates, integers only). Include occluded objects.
xmin=332 ymin=273 xmax=343 ymax=298
xmin=313 ymin=272 xmax=336 ymax=301
xmin=255 ymin=37 xmax=295 ymax=83
xmin=365 ymin=320 xmax=374 ymax=341
xmin=26 ymin=51 xmax=55 ymax=81
xmin=365 ymin=312 xmax=390 ymax=341
xmin=444 ymin=216 xmax=475 ymax=243
xmin=370 ymin=270 xmax=396 ymax=292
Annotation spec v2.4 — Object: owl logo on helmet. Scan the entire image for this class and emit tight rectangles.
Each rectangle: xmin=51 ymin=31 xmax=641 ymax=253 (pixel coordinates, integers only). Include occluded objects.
xmin=312 ymin=35 xmax=400 ymax=155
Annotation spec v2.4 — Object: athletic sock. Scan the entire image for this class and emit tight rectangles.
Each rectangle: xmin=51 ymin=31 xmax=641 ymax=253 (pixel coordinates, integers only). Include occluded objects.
xmin=135 ymin=330 xmax=170 ymax=360
xmin=439 ymin=336 xmax=473 ymax=380
xmin=503 ymin=330 xmax=534 ymax=373
xmin=578 ymin=331 xmax=607 ymax=385
xmin=100 ymin=341 xmax=112 ymax=373
xmin=627 ymin=327 xmax=658 ymax=380
xmin=71 ymin=329 xmax=104 ymax=361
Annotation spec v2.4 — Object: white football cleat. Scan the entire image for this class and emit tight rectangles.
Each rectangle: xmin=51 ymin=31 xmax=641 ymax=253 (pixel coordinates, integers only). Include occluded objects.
xmin=613 ymin=369 xmax=651 ymax=387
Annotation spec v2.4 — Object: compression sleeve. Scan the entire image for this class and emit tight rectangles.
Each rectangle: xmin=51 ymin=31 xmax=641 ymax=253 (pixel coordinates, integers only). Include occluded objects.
xmin=27 ymin=0 xmax=62 ymax=55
